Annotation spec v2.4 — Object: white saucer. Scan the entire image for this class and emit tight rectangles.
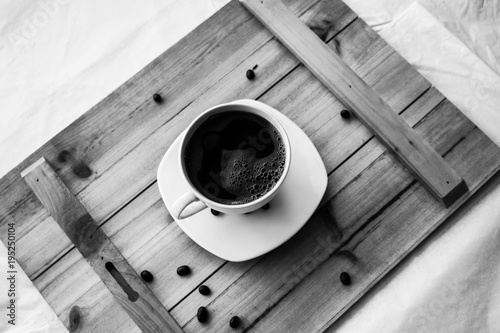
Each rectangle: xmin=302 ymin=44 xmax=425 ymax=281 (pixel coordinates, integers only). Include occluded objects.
xmin=157 ymin=100 xmax=327 ymax=262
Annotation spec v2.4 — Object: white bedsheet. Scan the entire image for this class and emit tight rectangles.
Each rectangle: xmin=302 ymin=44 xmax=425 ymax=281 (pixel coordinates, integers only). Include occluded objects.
xmin=1 ymin=0 xmax=499 ymax=332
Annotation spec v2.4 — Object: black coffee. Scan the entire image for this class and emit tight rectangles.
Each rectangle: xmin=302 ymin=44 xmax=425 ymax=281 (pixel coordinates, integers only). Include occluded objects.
xmin=184 ymin=111 xmax=286 ymax=205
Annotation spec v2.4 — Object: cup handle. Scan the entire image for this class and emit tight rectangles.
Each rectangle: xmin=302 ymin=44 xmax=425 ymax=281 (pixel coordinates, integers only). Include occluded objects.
xmin=170 ymin=192 xmax=207 ymax=220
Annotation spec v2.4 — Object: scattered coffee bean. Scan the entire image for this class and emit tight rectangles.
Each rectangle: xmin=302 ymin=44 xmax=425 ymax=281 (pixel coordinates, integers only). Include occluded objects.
xmin=199 ymin=285 xmax=211 ymax=296
xmin=153 ymin=93 xmax=162 ymax=103
xmin=177 ymin=265 xmax=191 ymax=276
xmin=262 ymin=203 xmax=270 ymax=210
xmin=340 ymin=110 xmax=351 ymax=119
xmin=340 ymin=272 xmax=351 ymax=285
xmin=229 ymin=316 xmax=241 ymax=328
xmin=211 ymin=209 xmax=220 ymax=216
xmin=197 ymin=306 xmax=208 ymax=323
xmin=246 ymin=69 xmax=255 ymax=80
xmin=140 ymin=270 xmax=154 ymax=282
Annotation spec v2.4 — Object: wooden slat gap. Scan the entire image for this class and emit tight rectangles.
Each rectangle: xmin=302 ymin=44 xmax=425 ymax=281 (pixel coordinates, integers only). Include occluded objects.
xmin=33 ymin=3 xmax=448 ymax=312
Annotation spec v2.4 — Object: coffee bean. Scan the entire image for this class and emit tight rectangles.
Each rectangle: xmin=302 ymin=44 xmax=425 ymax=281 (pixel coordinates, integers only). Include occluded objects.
xmin=211 ymin=209 xmax=220 ymax=216
xmin=229 ymin=316 xmax=241 ymax=328
xmin=199 ymin=285 xmax=211 ymax=296
xmin=262 ymin=203 xmax=270 ymax=210
xmin=246 ymin=69 xmax=255 ymax=80
xmin=140 ymin=270 xmax=154 ymax=282
xmin=340 ymin=272 xmax=351 ymax=285
xmin=340 ymin=110 xmax=351 ymax=119
xmin=153 ymin=93 xmax=162 ymax=103
xmin=197 ymin=306 xmax=208 ymax=323
xmin=177 ymin=265 xmax=191 ymax=276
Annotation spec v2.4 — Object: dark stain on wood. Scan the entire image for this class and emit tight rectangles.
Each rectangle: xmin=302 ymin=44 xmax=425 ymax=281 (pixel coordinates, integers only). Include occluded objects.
xmin=72 ymin=163 xmax=92 ymax=178
xmin=58 ymin=150 xmax=71 ymax=163
xmin=70 ymin=214 xmax=105 ymax=258
xmin=68 ymin=305 xmax=82 ymax=332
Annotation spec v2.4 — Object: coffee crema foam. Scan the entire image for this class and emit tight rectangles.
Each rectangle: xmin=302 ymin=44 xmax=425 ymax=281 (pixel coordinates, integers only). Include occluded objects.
xmin=220 ymin=141 xmax=286 ymax=203
xmin=184 ymin=111 xmax=286 ymax=205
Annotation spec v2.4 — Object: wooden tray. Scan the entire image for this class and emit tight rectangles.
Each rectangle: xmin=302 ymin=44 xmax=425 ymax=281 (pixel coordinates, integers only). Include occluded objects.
xmin=1 ymin=0 xmax=499 ymax=331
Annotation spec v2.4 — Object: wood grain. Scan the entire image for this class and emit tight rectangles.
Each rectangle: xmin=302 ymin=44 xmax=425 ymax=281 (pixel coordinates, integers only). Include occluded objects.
xmin=21 ymin=158 xmax=184 ymax=333
xmin=239 ymin=0 xmax=468 ymax=207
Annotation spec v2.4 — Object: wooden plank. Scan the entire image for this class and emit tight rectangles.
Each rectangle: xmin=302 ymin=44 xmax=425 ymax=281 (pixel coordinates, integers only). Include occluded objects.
xmin=239 ymin=0 xmax=468 ymax=207
xmin=21 ymin=158 xmax=184 ymax=333
xmin=0 ymin=0 xmax=356 ymax=281
xmin=31 ymin=14 xmax=434 ymax=331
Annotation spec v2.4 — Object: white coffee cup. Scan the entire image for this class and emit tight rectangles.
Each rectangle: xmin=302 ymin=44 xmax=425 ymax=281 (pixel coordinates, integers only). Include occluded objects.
xmin=170 ymin=99 xmax=291 ymax=219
